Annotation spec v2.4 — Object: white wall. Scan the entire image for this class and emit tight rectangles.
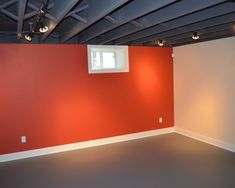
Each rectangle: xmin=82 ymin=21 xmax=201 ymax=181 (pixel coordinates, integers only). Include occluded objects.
xmin=174 ymin=37 xmax=235 ymax=146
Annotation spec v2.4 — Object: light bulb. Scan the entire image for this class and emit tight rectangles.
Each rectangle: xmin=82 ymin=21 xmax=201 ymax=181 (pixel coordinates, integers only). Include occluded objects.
xmin=192 ymin=32 xmax=200 ymax=40
xmin=157 ymin=40 xmax=164 ymax=46
xmin=25 ymin=34 xmax=32 ymax=41
xmin=39 ymin=25 xmax=48 ymax=33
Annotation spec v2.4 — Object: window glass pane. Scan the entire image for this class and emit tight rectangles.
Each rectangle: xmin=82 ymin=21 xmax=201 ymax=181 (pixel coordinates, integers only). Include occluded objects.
xmin=102 ymin=52 xmax=115 ymax=69
xmin=91 ymin=51 xmax=101 ymax=70
xmin=88 ymin=45 xmax=129 ymax=74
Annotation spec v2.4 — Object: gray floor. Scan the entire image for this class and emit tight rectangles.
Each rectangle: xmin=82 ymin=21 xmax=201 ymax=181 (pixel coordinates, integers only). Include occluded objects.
xmin=0 ymin=133 xmax=235 ymax=188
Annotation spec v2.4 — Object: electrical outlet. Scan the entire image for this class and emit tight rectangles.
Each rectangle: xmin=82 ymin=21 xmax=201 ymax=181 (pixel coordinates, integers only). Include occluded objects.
xmin=159 ymin=117 xmax=163 ymax=124
xmin=21 ymin=136 xmax=26 ymax=143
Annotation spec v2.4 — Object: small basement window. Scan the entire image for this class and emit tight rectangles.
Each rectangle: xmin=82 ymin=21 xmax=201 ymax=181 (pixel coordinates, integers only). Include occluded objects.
xmin=88 ymin=45 xmax=129 ymax=73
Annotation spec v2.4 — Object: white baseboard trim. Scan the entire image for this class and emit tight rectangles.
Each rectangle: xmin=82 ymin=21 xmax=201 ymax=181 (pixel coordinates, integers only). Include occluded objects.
xmin=0 ymin=127 xmax=174 ymax=163
xmin=2 ymin=127 xmax=234 ymax=162
xmin=175 ymin=127 xmax=235 ymax=153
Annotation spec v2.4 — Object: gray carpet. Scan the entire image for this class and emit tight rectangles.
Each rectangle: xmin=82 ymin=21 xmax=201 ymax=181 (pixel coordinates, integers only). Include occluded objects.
xmin=0 ymin=133 xmax=235 ymax=188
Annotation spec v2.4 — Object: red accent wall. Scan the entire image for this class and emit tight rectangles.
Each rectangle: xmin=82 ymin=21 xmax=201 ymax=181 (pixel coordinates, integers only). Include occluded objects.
xmin=0 ymin=44 xmax=173 ymax=154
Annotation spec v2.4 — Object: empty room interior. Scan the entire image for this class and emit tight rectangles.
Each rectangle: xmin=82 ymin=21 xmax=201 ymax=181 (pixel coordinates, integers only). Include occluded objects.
xmin=1 ymin=0 xmax=235 ymax=187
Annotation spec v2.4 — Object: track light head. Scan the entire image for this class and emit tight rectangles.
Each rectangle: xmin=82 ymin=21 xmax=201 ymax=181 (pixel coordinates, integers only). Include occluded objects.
xmin=39 ymin=25 xmax=48 ymax=33
xmin=40 ymin=9 xmax=46 ymax=14
xmin=192 ymin=32 xmax=200 ymax=40
xmin=157 ymin=39 xmax=164 ymax=46
xmin=152 ymin=39 xmax=165 ymax=46
xmin=25 ymin=33 xmax=32 ymax=42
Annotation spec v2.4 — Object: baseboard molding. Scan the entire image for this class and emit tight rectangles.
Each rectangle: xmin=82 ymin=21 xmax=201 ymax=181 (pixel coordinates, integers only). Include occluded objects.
xmin=2 ymin=127 xmax=234 ymax=162
xmin=175 ymin=127 xmax=235 ymax=153
xmin=0 ymin=127 xmax=174 ymax=162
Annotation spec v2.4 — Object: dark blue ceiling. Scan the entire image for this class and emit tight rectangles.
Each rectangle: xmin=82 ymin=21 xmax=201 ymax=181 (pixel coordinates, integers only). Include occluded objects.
xmin=0 ymin=0 xmax=235 ymax=46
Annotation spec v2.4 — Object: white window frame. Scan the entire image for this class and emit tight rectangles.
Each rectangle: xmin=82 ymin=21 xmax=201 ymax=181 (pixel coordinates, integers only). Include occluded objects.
xmin=88 ymin=45 xmax=129 ymax=74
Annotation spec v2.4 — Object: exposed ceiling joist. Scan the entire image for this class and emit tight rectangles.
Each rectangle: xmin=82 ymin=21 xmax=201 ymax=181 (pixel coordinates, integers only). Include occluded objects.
xmin=71 ymin=14 xmax=87 ymax=23
xmin=24 ymin=2 xmax=55 ymax=21
xmin=0 ymin=0 xmax=17 ymax=9
xmin=116 ymin=2 xmax=235 ymax=45
xmin=41 ymin=0 xmax=80 ymax=41
xmin=17 ymin=0 xmax=27 ymax=39
xmin=93 ymin=0 xmax=226 ymax=45
xmin=74 ymin=0 xmax=177 ymax=44
xmin=105 ymin=15 xmax=119 ymax=25
xmin=0 ymin=0 xmax=18 ymax=21
xmin=60 ymin=0 xmax=130 ymax=43
xmin=150 ymin=28 xmax=234 ymax=47
xmin=161 ymin=23 xmax=233 ymax=46
xmin=171 ymin=28 xmax=235 ymax=47
xmin=66 ymin=4 xmax=89 ymax=17
xmin=24 ymin=11 xmax=38 ymax=20
xmin=140 ymin=12 xmax=235 ymax=46
xmin=1 ymin=0 xmax=235 ymax=46
xmin=1 ymin=9 xmax=18 ymax=21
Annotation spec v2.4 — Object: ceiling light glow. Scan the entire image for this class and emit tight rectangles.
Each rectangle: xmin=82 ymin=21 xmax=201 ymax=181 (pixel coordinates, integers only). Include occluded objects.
xmin=25 ymin=34 xmax=32 ymax=41
xmin=192 ymin=32 xmax=200 ymax=40
xmin=39 ymin=25 xmax=48 ymax=33
xmin=157 ymin=39 xmax=164 ymax=46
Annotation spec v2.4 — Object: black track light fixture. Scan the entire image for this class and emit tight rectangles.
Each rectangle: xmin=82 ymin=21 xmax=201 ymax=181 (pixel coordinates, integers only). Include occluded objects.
xmin=157 ymin=39 xmax=164 ymax=46
xmin=24 ymin=22 xmax=33 ymax=42
xmin=192 ymin=32 xmax=200 ymax=40
xmin=39 ymin=25 xmax=48 ymax=33
xmin=24 ymin=0 xmax=50 ymax=42
xmin=25 ymin=33 xmax=33 ymax=41
xmin=152 ymin=39 xmax=165 ymax=46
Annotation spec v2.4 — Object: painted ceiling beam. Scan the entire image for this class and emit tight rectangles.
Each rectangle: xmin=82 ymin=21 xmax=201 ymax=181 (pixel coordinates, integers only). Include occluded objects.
xmin=0 ymin=0 xmax=17 ymax=9
xmin=17 ymin=0 xmax=27 ymax=39
xmin=60 ymin=0 xmax=130 ymax=43
xmin=94 ymin=0 xmax=226 ymax=45
xmin=24 ymin=2 xmax=54 ymax=21
xmin=41 ymin=0 xmax=80 ymax=41
xmin=141 ymin=12 xmax=235 ymax=46
xmin=74 ymin=0 xmax=177 ymax=43
xmin=171 ymin=28 xmax=235 ymax=47
xmin=0 ymin=0 xmax=18 ymax=21
xmin=118 ymin=2 xmax=235 ymax=45
xmin=1 ymin=9 xmax=18 ymax=21
xmin=163 ymin=23 xmax=233 ymax=45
